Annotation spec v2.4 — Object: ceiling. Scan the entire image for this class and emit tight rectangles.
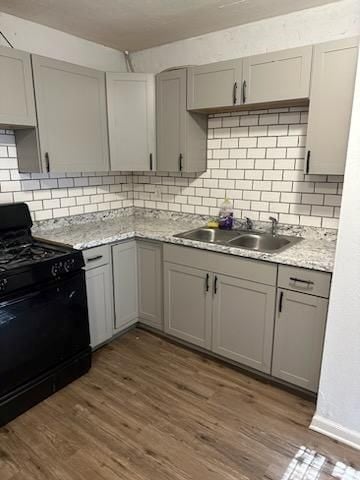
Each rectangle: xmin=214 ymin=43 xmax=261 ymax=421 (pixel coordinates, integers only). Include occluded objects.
xmin=0 ymin=0 xmax=340 ymax=52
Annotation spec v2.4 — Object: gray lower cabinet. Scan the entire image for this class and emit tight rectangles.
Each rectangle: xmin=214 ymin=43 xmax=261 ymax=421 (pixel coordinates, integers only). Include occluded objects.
xmin=0 ymin=46 xmax=36 ymax=127
xmin=272 ymin=289 xmax=328 ymax=392
xmin=17 ymin=54 xmax=109 ymax=173
xmin=137 ymin=240 xmax=163 ymax=330
xmin=156 ymin=68 xmax=207 ymax=172
xmin=112 ymin=241 xmax=138 ymax=331
xmin=83 ymin=245 xmax=114 ymax=349
xmin=164 ymin=262 xmax=212 ymax=348
xmin=242 ymin=46 xmax=313 ymax=105
xmin=212 ymin=274 xmax=276 ymax=373
xmin=187 ymin=59 xmax=243 ymax=110
xmin=107 ymin=73 xmax=156 ymax=171
xmin=305 ymin=36 xmax=359 ymax=175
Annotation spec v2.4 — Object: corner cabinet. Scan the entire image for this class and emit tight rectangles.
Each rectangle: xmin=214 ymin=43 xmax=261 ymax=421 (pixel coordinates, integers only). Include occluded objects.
xmin=112 ymin=241 xmax=138 ymax=331
xmin=17 ymin=55 xmax=109 ymax=173
xmin=305 ymin=37 xmax=359 ymax=175
xmin=156 ymin=68 xmax=207 ymax=172
xmin=0 ymin=46 xmax=36 ymax=127
xmin=107 ymin=73 xmax=156 ymax=171
xmin=187 ymin=59 xmax=243 ymax=110
xmin=137 ymin=240 xmax=163 ymax=330
xmin=242 ymin=46 xmax=312 ymax=105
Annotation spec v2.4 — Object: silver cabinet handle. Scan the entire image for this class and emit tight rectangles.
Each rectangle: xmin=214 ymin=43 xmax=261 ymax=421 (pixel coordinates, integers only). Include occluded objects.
xmin=233 ymin=81 xmax=237 ymax=105
xmin=242 ymin=80 xmax=247 ymax=104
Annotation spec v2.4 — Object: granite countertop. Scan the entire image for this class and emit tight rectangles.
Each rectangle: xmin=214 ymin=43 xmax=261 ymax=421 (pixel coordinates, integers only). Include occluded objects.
xmin=33 ymin=208 xmax=337 ymax=273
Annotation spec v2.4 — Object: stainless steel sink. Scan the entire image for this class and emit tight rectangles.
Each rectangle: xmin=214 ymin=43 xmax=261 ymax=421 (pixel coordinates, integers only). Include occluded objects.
xmin=174 ymin=227 xmax=302 ymax=253
xmin=175 ymin=227 xmax=241 ymax=243
xmin=228 ymin=233 xmax=302 ymax=253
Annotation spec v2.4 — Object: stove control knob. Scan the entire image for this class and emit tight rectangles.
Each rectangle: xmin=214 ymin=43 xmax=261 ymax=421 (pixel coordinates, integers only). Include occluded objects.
xmin=51 ymin=263 xmax=59 ymax=277
xmin=63 ymin=259 xmax=72 ymax=273
xmin=0 ymin=278 xmax=8 ymax=292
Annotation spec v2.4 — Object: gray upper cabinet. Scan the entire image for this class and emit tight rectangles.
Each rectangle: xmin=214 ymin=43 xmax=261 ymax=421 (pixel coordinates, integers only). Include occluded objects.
xmin=107 ymin=73 xmax=156 ymax=171
xmin=187 ymin=59 xmax=243 ymax=110
xmin=272 ymin=289 xmax=328 ymax=392
xmin=0 ymin=46 xmax=36 ymax=127
xmin=137 ymin=240 xmax=163 ymax=330
xmin=156 ymin=68 xmax=207 ymax=172
xmin=212 ymin=274 xmax=276 ymax=373
xmin=242 ymin=46 xmax=313 ymax=105
xmin=164 ymin=262 xmax=212 ymax=348
xmin=305 ymin=37 xmax=359 ymax=175
xmin=18 ymin=55 xmax=109 ymax=173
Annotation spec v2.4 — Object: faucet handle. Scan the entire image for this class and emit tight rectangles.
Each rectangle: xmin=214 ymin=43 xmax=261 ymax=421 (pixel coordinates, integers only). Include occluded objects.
xmin=244 ymin=217 xmax=253 ymax=230
xmin=269 ymin=216 xmax=279 ymax=236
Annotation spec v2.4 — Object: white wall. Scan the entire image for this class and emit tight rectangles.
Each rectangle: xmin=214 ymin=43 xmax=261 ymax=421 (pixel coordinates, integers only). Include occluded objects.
xmin=132 ymin=0 xmax=360 ymax=73
xmin=310 ymin=53 xmax=360 ymax=450
xmin=0 ymin=12 xmax=126 ymax=71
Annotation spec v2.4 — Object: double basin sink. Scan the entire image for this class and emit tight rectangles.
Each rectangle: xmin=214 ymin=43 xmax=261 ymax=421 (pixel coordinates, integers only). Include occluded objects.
xmin=175 ymin=227 xmax=302 ymax=254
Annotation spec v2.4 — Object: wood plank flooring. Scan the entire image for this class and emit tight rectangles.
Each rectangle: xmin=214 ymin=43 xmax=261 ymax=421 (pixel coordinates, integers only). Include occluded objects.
xmin=1 ymin=328 xmax=359 ymax=480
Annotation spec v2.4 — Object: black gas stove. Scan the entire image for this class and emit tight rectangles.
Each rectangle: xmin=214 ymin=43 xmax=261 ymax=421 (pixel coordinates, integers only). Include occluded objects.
xmin=0 ymin=203 xmax=91 ymax=426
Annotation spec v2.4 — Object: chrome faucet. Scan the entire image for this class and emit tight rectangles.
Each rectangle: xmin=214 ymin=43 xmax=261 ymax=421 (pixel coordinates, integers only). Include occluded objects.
xmin=243 ymin=217 xmax=253 ymax=231
xmin=269 ymin=216 xmax=279 ymax=236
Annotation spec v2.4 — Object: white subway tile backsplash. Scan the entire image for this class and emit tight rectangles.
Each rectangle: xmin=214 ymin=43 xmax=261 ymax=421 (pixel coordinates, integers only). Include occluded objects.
xmin=133 ymin=107 xmax=343 ymax=229
xmin=1 ymin=106 xmax=342 ymax=229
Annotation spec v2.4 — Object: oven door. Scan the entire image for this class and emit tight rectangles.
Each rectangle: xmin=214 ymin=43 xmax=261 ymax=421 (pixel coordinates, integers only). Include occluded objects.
xmin=0 ymin=271 xmax=90 ymax=397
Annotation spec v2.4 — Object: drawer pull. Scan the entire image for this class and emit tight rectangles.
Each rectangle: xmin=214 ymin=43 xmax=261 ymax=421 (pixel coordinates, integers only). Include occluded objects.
xmin=289 ymin=277 xmax=314 ymax=286
xmin=87 ymin=255 xmax=103 ymax=262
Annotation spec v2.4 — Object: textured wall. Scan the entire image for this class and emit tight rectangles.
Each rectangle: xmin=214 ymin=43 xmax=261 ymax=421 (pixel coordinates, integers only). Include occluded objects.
xmin=132 ymin=0 xmax=360 ymax=73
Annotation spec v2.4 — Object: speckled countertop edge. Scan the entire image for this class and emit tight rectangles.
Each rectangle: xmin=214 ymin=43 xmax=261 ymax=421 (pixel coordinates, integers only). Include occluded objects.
xmin=33 ymin=208 xmax=337 ymax=273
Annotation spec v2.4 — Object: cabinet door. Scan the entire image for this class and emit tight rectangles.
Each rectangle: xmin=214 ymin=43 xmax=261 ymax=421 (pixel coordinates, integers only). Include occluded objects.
xmin=112 ymin=241 xmax=138 ymax=330
xmin=212 ymin=274 xmax=275 ymax=373
xmin=306 ymin=37 xmax=359 ymax=175
xmin=156 ymin=68 xmax=187 ymax=172
xmin=272 ymin=289 xmax=328 ymax=392
xmin=0 ymin=46 xmax=36 ymax=127
xmin=31 ymin=55 xmax=109 ymax=173
xmin=243 ymin=46 xmax=312 ymax=105
xmin=137 ymin=241 xmax=163 ymax=330
xmin=164 ymin=262 xmax=212 ymax=348
xmin=187 ymin=59 xmax=243 ymax=110
xmin=107 ymin=73 xmax=156 ymax=171
xmin=85 ymin=264 xmax=114 ymax=349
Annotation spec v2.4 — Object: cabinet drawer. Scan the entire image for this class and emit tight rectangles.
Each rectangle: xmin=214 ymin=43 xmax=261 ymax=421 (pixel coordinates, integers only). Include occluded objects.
xmin=278 ymin=266 xmax=331 ymax=298
xmin=163 ymin=244 xmax=276 ymax=286
xmin=83 ymin=245 xmax=110 ymax=270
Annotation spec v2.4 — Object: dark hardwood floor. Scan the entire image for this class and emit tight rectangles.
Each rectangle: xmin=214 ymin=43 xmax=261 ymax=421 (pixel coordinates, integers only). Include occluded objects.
xmin=1 ymin=328 xmax=359 ymax=479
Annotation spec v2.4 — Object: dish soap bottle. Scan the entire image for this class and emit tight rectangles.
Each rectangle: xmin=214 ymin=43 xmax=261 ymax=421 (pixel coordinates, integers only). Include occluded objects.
xmin=218 ymin=198 xmax=234 ymax=230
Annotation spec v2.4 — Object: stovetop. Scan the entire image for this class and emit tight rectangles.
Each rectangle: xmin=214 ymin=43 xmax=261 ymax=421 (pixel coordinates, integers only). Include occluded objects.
xmin=0 ymin=203 xmax=85 ymax=296
xmin=0 ymin=238 xmax=67 ymax=272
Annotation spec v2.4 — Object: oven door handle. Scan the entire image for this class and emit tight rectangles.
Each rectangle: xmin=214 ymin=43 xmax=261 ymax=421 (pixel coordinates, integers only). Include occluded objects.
xmin=0 ymin=290 xmax=41 ymax=308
